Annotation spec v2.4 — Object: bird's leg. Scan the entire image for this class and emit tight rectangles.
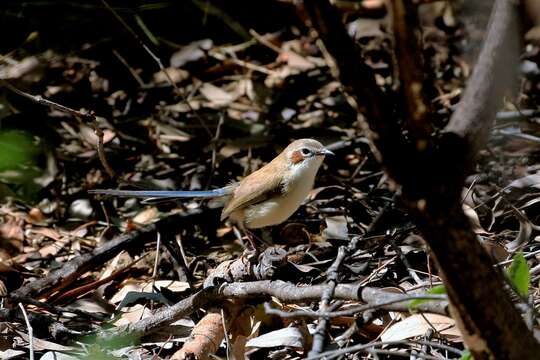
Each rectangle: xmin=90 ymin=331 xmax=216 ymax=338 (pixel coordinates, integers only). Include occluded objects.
xmin=234 ymin=223 xmax=260 ymax=258
xmin=244 ymin=229 xmax=259 ymax=253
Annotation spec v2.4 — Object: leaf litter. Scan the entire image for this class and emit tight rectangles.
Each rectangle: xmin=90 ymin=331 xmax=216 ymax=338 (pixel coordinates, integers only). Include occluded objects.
xmin=0 ymin=2 xmax=540 ymax=359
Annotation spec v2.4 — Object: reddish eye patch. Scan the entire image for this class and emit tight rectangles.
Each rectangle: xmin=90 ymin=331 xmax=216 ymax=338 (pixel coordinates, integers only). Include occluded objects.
xmin=290 ymin=150 xmax=305 ymax=164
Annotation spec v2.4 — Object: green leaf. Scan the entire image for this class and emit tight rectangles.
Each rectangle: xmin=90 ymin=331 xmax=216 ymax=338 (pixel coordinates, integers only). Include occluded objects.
xmin=460 ymin=349 xmax=473 ymax=360
xmin=507 ymin=252 xmax=530 ymax=298
xmin=409 ymin=285 xmax=446 ymax=311
xmin=0 ymin=130 xmax=37 ymax=170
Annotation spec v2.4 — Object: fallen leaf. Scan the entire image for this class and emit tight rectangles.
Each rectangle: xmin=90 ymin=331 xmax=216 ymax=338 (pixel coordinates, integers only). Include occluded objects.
xmin=505 ymin=216 xmax=533 ymax=252
xmin=246 ymin=327 xmax=305 ymax=349
xmin=463 ymin=204 xmax=489 ymax=235
xmin=114 ymin=304 xmax=153 ymax=326
xmin=40 ymin=352 xmax=79 ymax=360
xmin=0 ymin=56 xmax=40 ymax=79
xmin=508 ymin=173 xmax=540 ymax=189
xmin=380 ymin=314 xmax=461 ymax=342
xmin=15 ymin=330 xmax=74 ymax=352
xmin=199 ymin=83 xmax=235 ymax=107
xmin=0 ymin=350 xmax=25 ymax=359
xmin=323 ymin=216 xmax=349 ymax=240
xmin=170 ymin=39 xmax=213 ymax=67
xmin=141 ymin=280 xmax=190 ymax=293
xmin=132 ymin=207 xmax=160 ymax=225
xmin=153 ymin=67 xmax=189 ymax=84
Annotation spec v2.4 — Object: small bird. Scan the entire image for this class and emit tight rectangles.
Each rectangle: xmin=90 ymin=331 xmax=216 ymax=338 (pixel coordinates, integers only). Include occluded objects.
xmin=90 ymin=139 xmax=333 ymax=230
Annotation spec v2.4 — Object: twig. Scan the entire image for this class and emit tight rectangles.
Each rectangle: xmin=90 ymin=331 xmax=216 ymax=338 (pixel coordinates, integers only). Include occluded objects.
xmin=152 ymin=232 xmax=161 ymax=289
xmin=264 ymin=294 xmax=447 ymax=319
xmin=208 ymin=50 xmax=276 ymax=75
xmin=307 ymin=339 xmax=461 ymax=360
xmin=11 ymin=208 xmax=205 ymax=300
xmin=112 ymin=49 xmax=146 ymax=87
xmin=309 ymin=246 xmax=348 ymax=356
xmin=388 ymin=229 xmax=423 ymax=285
xmin=0 ymin=79 xmax=115 ymax=178
xmin=248 ymin=30 xmax=282 ymax=53
xmin=18 ymin=303 xmax=34 ymax=360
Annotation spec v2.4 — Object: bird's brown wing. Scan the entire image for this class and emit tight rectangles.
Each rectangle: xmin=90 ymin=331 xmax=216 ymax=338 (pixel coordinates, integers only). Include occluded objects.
xmin=221 ymin=160 xmax=285 ymax=220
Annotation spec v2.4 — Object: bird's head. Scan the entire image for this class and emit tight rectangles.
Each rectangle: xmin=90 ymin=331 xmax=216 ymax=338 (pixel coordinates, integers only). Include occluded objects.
xmin=284 ymin=139 xmax=334 ymax=170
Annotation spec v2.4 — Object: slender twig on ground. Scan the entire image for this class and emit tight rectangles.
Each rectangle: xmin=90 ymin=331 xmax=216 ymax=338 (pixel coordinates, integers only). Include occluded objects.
xmin=263 ymin=294 xmax=447 ymax=319
xmin=18 ymin=303 xmax=34 ymax=360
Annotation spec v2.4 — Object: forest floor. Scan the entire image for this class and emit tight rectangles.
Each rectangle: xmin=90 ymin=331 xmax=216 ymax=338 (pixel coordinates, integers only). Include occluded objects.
xmin=1 ymin=1 xmax=540 ymax=359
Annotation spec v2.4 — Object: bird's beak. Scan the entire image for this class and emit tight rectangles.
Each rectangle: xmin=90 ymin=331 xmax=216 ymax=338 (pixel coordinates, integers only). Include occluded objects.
xmin=317 ymin=148 xmax=334 ymax=157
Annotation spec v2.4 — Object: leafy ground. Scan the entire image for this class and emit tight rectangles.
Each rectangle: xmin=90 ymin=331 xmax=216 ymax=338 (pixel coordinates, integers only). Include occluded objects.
xmin=1 ymin=1 xmax=540 ymax=359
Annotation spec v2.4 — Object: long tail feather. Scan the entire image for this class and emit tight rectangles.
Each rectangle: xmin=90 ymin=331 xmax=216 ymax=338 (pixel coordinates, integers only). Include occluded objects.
xmin=89 ymin=188 xmax=232 ymax=199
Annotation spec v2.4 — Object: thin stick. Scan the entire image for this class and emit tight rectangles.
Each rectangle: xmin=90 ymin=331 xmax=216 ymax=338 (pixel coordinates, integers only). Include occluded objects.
xmin=18 ymin=303 xmax=34 ymax=360
xmin=112 ymin=49 xmax=146 ymax=87
xmin=264 ymin=294 xmax=447 ymax=319
xmin=152 ymin=232 xmax=161 ymax=289
xmin=221 ymin=308 xmax=232 ymax=360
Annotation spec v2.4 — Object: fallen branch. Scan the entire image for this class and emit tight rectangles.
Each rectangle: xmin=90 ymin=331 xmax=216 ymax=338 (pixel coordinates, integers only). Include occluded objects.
xmin=101 ymin=280 xmax=448 ymax=344
xmin=10 ymin=209 xmax=205 ymax=300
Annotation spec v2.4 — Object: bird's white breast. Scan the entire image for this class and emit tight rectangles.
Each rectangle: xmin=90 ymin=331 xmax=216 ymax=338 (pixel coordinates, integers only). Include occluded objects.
xmin=243 ymin=157 xmax=323 ymax=229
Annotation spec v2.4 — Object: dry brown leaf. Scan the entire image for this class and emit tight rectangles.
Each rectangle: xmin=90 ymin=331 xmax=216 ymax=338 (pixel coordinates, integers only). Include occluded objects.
xmin=26 ymin=208 xmax=46 ymax=224
xmin=38 ymin=238 xmax=70 ymax=257
xmin=380 ymin=314 xmax=462 ymax=342
xmin=0 ymin=350 xmax=25 ymax=360
xmin=463 ymin=204 xmax=489 ymax=235
xmin=0 ymin=216 xmax=24 ymax=242
xmin=114 ymin=304 xmax=153 ymax=326
xmin=141 ymin=280 xmax=190 ymax=293
xmin=30 ymin=227 xmax=61 ymax=242
xmin=278 ymin=51 xmax=315 ymax=71
xmin=199 ymin=83 xmax=235 ymax=107
xmin=505 ymin=216 xmax=533 ymax=252
xmin=15 ymin=330 xmax=74 ymax=352
xmin=132 ymin=207 xmax=160 ymax=225
xmin=153 ymin=67 xmax=189 ymax=84
xmin=110 ymin=280 xmax=144 ymax=304
xmin=170 ymin=39 xmax=212 ymax=67
xmin=0 ymin=56 xmax=40 ymax=79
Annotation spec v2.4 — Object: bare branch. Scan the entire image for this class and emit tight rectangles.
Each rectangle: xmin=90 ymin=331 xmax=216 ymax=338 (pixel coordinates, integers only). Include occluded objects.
xmin=444 ymin=0 xmax=520 ymax=161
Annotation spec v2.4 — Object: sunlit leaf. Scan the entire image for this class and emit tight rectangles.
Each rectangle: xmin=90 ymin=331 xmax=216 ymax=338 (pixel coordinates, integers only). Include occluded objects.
xmin=460 ymin=349 xmax=473 ymax=360
xmin=507 ymin=252 xmax=530 ymax=297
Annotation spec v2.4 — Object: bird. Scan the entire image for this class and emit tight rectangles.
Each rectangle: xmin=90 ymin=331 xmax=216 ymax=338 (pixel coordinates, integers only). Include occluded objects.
xmin=89 ymin=139 xmax=333 ymax=231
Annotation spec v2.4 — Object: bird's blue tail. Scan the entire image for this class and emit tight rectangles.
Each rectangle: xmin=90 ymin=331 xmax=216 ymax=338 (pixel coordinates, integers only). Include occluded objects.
xmin=89 ymin=187 xmax=232 ymax=199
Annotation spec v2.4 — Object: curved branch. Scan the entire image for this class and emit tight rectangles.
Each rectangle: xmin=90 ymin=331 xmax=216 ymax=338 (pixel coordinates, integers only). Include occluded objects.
xmin=444 ymin=0 xmax=520 ymax=161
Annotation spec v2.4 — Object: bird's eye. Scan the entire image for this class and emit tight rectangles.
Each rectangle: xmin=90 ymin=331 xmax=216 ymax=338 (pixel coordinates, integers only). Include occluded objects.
xmin=300 ymin=148 xmax=311 ymax=156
